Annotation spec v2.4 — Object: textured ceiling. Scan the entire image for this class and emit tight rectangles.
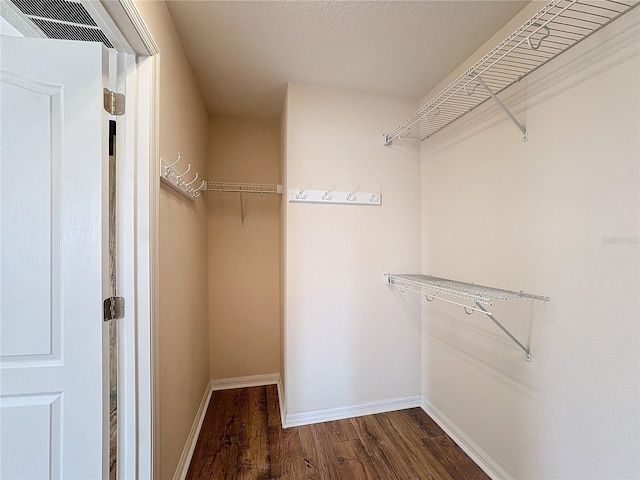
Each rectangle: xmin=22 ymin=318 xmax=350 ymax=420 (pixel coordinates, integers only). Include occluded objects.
xmin=166 ymin=0 xmax=529 ymax=118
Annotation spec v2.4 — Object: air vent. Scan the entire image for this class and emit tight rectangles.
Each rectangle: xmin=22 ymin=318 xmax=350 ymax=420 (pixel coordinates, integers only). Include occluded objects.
xmin=8 ymin=0 xmax=113 ymax=48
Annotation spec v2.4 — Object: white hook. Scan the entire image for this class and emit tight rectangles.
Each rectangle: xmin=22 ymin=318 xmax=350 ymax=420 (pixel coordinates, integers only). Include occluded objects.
xmin=191 ymin=180 xmax=206 ymax=197
xmin=184 ymin=173 xmax=200 ymax=191
xmin=369 ymin=184 xmax=380 ymax=203
xmin=296 ymin=181 xmax=307 ymax=200
xmin=346 ymin=184 xmax=356 ymax=202
xmin=175 ymin=163 xmax=192 ymax=186
xmin=163 ymin=153 xmax=182 ymax=177
xmin=321 ymin=182 xmax=332 ymax=201
xmin=192 ymin=179 xmax=206 ymax=194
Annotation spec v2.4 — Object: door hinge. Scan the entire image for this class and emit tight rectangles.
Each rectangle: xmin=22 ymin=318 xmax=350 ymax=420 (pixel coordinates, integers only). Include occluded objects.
xmin=103 ymin=296 xmax=125 ymax=321
xmin=103 ymin=88 xmax=125 ymax=116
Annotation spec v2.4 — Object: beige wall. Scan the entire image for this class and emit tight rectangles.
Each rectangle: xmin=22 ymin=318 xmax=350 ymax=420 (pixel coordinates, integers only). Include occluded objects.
xmin=207 ymin=116 xmax=281 ymax=379
xmin=133 ymin=2 xmax=210 ymax=479
xmin=283 ymin=84 xmax=422 ymax=417
xmin=420 ymin=8 xmax=639 ymax=479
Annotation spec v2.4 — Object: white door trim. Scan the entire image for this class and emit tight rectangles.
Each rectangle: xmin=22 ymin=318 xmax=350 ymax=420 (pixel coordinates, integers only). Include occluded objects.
xmin=130 ymin=51 xmax=160 ymax=480
xmin=91 ymin=1 xmax=160 ymax=478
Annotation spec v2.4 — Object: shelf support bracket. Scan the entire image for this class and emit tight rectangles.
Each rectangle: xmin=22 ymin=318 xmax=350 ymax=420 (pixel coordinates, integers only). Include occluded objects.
xmin=474 ymin=302 xmax=532 ymax=362
xmin=472 ymin=73 xmax=528 ymax=142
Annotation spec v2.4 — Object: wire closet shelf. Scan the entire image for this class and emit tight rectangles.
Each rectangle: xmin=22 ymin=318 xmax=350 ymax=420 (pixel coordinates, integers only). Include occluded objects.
xmin=205 ymin=182 xmax=283 ymax=194
xmin=383 ymin=0 xmax=639 ymax=144
xmin=205 ymin=181 xmax=283 ymax=226
xmin=384 ymin=274 xmax=550 ymax=362
xmin=384 ymin=274 xmax=549 ymax=306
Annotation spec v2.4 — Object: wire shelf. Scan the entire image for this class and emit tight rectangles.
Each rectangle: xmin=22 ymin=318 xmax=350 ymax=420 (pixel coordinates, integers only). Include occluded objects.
xmin=384 ymin=274 xmax=549 ymax=306
xmin=205 ymin=182 xmax=283 ymax=194
xmin=383 ymin=0 xmax=639 ymax=144
xmin=384 ymin=273 xmax=549 ymax=361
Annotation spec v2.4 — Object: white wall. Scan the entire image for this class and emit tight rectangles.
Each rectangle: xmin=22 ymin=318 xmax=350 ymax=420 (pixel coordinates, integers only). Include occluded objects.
xmin=207 ymin=116 xmax=281 ymax=379
xmin=283 ymin=84 xmax=422 ymax=418
xmin=132 ymin=2 xmax=210 ymax=478
xmin=420 ymin=8 xmax=639 ymax=480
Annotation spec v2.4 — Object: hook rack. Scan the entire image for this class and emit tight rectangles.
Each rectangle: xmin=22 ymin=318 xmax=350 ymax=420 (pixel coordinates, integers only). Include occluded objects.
xmin=384 ymin=273 xmax=549 ymax=362
xmin=288 ymin=183 xmax=382 ymax=206
xmin=382 ymin=0 xmax=639 ymax=144
xmin=160 ymin=154 xmax=206 ymax=201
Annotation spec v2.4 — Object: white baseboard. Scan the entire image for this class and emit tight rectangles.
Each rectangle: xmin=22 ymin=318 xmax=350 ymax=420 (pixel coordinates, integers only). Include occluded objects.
xmin=283 ymin=395 xmax=421 ymax=428
xmin=277 ymin=376 xmax=286 ymax=427
xmin=210 ymin=373 xmax=280 ymax=391
xmin=172 ymin=381 xmax=214 ymax=480
xmin=420 ymin=397 xmax=512 ymax=480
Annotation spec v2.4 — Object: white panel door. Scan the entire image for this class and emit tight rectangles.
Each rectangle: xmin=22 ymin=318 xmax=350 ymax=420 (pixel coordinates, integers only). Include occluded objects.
xmin=0 ymin=36 xmax=109 ymax=479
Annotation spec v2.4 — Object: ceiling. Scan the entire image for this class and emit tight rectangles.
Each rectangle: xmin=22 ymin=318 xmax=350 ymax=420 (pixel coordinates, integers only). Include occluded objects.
xmin=166 ymin=0 xmax=530 ymax=118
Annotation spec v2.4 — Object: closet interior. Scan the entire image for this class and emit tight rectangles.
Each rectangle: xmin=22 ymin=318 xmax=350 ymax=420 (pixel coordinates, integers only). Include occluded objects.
xmin=153 ymin=0 xmax=640 ymax=478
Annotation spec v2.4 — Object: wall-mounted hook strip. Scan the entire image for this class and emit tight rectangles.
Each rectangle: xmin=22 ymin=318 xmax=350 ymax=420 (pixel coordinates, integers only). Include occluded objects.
xmin=159 ymin=154 xmax=204 ymax=201
xmin=288 ymin=185 xmax=381 ymax=206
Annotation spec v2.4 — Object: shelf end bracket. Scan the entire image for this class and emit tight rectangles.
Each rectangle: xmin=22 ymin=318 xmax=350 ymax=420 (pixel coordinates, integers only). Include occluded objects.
xmin=475 ymin=302 xmax=532 ymax=362
xmin=473 ymin=73 xmax=528 ymax=142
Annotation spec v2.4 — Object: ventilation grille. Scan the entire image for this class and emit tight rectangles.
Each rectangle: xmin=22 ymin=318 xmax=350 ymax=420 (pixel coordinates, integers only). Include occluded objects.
xmin=9 ymin=0 xmax=113 ymax=48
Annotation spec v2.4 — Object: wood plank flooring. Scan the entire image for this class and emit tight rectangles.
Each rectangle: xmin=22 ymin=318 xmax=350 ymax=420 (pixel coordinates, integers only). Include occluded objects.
xmin=186 ymin=385 xmax=489 ymax=480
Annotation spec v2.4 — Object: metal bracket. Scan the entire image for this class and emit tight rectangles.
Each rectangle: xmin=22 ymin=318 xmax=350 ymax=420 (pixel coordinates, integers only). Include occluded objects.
xmin=103 ymin=88 xmax=125 ymax=116
xmin=474 ymin=303 xmax=531 ymax=362
xmin=471 ymin=73 xmax=527 ymax=142
xmin=240 ymin=192 xmax=245 ymax=226
xmin=103 ymin=296 xmax=125 ymax=321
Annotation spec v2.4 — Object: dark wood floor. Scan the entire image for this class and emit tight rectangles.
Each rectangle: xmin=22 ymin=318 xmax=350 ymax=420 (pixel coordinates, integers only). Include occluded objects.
xmin=186 ymin=385 xmax=489 ymax=480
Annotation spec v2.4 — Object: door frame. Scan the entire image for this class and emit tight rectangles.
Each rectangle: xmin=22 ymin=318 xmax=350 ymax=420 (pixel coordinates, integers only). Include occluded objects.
xmin=90 ymin=2 xmax=160 ymax=478
xmin=0 ymin=0 xmax=161 ymax=477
